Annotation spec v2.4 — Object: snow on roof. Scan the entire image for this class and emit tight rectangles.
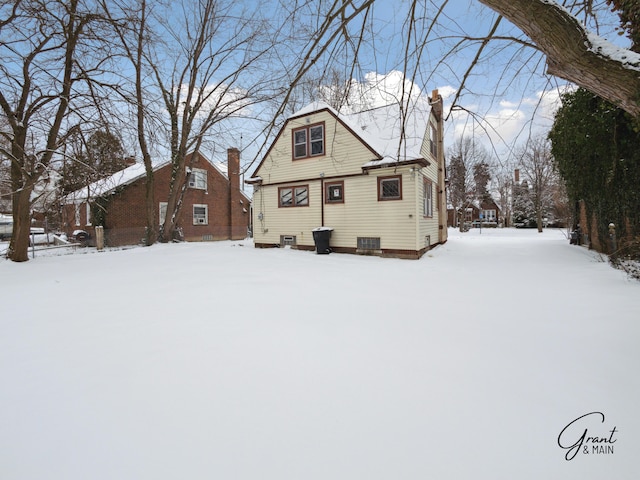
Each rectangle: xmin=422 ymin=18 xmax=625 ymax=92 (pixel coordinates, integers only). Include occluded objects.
xmin=64 ymin=161 xmax=165 ymax=203
xmin=64 ymin=153 xmax=252 ymax=204
xmin=290 ymin=100 xmax=432 ymax=164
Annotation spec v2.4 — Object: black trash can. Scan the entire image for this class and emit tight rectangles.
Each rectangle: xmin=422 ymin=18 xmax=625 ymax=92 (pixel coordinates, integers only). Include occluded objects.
xmin=312 ymin=227 xmax=333 ymax=254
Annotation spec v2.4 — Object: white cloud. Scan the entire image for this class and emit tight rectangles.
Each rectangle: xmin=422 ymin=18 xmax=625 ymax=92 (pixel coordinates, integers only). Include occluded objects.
xmin=320 ymin=70 xmax=436 ymax=113
xmin=175 ymin=83 xmax=251 ymax=119
xmin=445 ymin=84 xmax=573 ymax=162
xmin=436 ymin=85 xmax=457 ymax=100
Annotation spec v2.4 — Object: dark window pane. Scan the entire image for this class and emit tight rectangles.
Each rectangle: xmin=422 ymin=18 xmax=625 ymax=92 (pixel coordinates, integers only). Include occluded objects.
xmin=328 ymin=184 xmax=342 ymax=201
xmin=294 ymin=130 xmax=306 ymax=144
xmin=381 ymin=179 xmax=400 ymax=198
xmin=310 ymin=125 xmax=324 ymax=155
xmin=311 ymin=139 xmax=323 ymax=155
xmin=294 ymin=144 xmax=307 ymax=158
xmin=310 ymin=125 xmax=323 ymax=140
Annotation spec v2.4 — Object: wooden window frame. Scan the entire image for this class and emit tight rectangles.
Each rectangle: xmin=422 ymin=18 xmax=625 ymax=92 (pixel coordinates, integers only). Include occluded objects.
xmin=278 ymin=185 xmax=310 ymax=208
xmin=325 ymin=181 xmax=344 ymax=204
xmin=378 ymin=175 xmax=402 ymax=201
xmin=292 ymin=122 xmax=325 ymax=160
xmin=423 ymin=178 xmax=433 ymax=218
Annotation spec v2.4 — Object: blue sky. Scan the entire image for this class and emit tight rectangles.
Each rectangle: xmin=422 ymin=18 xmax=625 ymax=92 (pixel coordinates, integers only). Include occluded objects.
xmin=294 ymin=0 xmax=630 ymax=172
xmin=83 ymin=0 xmax=631 ymax=178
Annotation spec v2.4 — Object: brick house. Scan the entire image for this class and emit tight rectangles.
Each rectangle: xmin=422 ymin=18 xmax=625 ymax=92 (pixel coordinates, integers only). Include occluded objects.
xmin=447 ymin=198 xmax=501 ymax=228
xmin=62 ymin=148 xmax=250 ymax=246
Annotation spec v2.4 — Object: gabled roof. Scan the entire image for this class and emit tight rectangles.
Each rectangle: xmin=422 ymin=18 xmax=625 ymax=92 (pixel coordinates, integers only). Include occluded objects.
xmin=63 ymin=151 xmax=250 ymax=203
xmin=249 ymin=100 xmax=433 ymax=181
xmin=292 ymin=101 xmax=432 ymax=162
xmin=63 ymin=161 xmax=165 ymax=203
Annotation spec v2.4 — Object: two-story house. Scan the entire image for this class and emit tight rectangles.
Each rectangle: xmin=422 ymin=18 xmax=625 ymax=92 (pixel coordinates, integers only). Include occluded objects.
xmin=247 ymin=90 xmax=447 ymax=259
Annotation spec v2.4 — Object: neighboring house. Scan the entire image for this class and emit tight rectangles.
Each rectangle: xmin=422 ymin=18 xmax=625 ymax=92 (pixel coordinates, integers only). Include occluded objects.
xmin=247 ymin=91 xmax=447 ymax=259
xmin=447 ymin=198 xmax=501 ymax=228
xmin=62 ymin=148 xmax=250 ymax=246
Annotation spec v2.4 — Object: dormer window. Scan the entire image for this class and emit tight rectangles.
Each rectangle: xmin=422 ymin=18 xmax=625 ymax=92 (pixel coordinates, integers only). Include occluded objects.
xmin=292 ymin=123 xmax=325 ymax=159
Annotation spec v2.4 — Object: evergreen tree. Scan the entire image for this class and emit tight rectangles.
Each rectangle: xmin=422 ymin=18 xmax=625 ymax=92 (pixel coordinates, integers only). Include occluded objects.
xmin=549 ymin=88 xmax=640 ymax=251
xmin=60 ymin=130 xmax=128 ymax=195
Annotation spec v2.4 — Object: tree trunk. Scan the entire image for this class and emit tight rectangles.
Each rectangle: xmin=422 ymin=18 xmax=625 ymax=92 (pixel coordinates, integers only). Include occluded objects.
xmin=479 ymin=0 xmax=640 ymax=117
xmin=7 ymin=186 xmax=33 ymax=262
xmin=143 ymin=170 xmax=156 ymax=245
xmin=537 ymin=206 xmax=543 ymax=233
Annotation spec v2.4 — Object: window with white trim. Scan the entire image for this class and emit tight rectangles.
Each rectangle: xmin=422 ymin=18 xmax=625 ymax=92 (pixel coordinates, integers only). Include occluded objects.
xmin=482 ymin=209 xmax=497 ymax=222
xmin=188 ymin=168 xmax=207 ymax=190
xmin=279 ymin=185 xmax=309 ymax=207
xmin=74 ymin=204 xmax=81 ymax=226
xmin=85 ymin=202 xmax=92 ymax=226
xmin=159 ymin=202 xmax=168 ymax=225
xmin=193 ymin=204 xmax=208 ymax=225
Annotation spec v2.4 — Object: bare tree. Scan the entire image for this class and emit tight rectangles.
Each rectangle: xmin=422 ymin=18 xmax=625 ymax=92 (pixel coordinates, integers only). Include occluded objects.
xmin=447 ymin=136 xmax=491 ymax=231
xmin=0 ymin=0 xmax=111 ymax=261
xmin=478 ymin=0 xmax=640 ymax=117
xmin=106 ymin=0 xmax=283 ymax=243
xmin=101 ymin=0 xmax=160 ymax=245
xmin=517 ymin=136 xmax=557 ymax=232
xmin=492 ymin=169 xmax=514 ymax=228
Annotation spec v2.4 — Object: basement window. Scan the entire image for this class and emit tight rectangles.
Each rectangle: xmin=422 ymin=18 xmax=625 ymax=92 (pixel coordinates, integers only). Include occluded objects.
xmin=357 ymin=237 xmax=381 ymax=250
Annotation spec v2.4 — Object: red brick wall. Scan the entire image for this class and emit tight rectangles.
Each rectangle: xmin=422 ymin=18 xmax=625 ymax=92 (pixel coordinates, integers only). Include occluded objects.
xmin=63 ymin=151 xmax=251 ymax=246
xmin=227 ymin=148 xmax=249 ymax=240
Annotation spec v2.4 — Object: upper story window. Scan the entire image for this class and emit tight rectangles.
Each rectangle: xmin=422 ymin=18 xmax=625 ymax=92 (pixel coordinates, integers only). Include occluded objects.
xmin=293 ymin=123 xmax=325 ymax=159
xmin=188 ymin=168 xmax=207 ymax=190
xmin=429 ymin=123 xmax=438 ymax=158
xmin=378 ymin=175 xmax=402 ymax=201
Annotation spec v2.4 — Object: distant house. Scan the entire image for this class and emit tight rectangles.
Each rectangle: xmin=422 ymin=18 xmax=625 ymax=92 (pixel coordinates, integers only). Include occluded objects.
xmin=62 ymin=148 xmax=250 ymax=246
xmin=448 ymin=198 xmax=501 ymax=228
xmin=247 ymin=91 xmax=447 ymax=259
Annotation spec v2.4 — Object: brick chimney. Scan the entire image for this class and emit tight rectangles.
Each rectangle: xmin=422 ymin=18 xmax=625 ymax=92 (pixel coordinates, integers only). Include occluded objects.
xmin=430 ymin=89 xmax=443 ymax=120
xmin=514 ymin=168 xmax=520 ymax=183
xmin=227 ymin=147 xmax=245 ymax=239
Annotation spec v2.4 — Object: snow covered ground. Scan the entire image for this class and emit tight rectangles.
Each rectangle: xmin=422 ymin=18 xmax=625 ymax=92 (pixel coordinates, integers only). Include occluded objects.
xmin=1 ymin=228 xmax=638 ymax=480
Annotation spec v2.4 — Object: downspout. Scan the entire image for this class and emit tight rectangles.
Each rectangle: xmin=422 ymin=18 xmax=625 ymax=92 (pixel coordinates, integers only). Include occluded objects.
xmin=320 ymin=174 xmax=325 ymax=227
